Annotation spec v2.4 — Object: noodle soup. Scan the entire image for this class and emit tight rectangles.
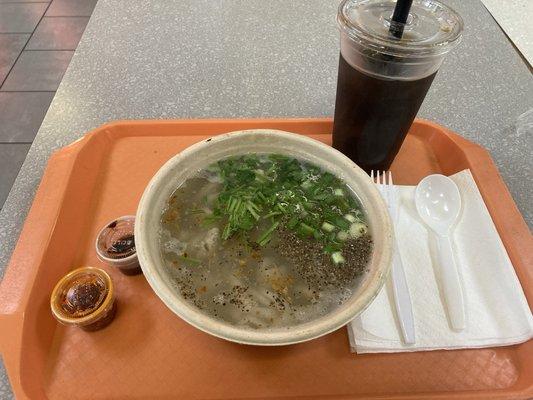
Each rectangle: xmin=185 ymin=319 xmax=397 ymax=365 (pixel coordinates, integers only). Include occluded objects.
xmin=160 ymin=154 xmax=372 ymax=329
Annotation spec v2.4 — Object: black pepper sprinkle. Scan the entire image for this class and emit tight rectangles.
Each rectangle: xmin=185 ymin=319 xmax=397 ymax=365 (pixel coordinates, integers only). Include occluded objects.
xmin=274 ymin=228 xmax=372 ymax=291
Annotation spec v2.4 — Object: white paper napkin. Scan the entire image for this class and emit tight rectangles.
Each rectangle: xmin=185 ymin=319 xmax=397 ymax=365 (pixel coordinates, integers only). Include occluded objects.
xmin=347 ymin=169 xmax=533 ymax=353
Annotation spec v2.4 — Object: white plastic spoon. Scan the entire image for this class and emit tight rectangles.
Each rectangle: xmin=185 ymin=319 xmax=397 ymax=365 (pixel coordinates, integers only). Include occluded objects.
xmin=415 ymin=174 xmax=466 ymax=331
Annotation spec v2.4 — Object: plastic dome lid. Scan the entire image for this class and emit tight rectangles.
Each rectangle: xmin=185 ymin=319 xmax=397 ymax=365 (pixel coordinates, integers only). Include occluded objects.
xmin=338 ymin=0 xmax=463 ymax=58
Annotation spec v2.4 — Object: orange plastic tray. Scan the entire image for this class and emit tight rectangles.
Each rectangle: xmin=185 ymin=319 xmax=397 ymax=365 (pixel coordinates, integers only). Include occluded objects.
xmin=0 ymin=118 xmax=531 ymax=400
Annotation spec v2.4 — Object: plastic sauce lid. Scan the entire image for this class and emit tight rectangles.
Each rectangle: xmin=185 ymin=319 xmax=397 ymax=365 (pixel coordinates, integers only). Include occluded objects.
xmin=338 ymin=0 xmax=463 ymax=58
xmin=96 ymin=215 xmax=139 ymax=269
xmin=50 ymin=266 xmax=115 ymax=327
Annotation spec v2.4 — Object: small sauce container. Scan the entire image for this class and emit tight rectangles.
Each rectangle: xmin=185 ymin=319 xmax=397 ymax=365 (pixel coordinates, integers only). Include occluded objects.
xmin=50 ymin=267 xmax=116 ymax=331
xmin=95 ymin=215 xmax=142 ymax=275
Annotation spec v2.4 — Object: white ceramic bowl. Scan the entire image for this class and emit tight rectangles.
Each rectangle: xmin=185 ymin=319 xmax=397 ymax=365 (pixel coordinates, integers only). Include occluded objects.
xmin=135 ymin=129 xmax=392 ymax=345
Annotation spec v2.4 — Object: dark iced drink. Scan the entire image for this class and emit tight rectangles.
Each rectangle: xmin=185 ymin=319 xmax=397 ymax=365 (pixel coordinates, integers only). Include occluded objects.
xmin=333 ymin=0 xmax=463 ymax=172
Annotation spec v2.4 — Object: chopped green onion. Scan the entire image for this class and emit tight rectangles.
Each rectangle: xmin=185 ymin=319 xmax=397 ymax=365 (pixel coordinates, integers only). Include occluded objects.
xmin=202 ymin=213 xmax=222 ymax=226
xmin=321 ymin=222 xmax=335 ymax=232
xmin=334 ymin=216 xmax=351 ymax=230
xmin=248 ymin=201 xmax=261 ymax=212
xmin=314 ymin=192 xmax=328 ymax=201
xmin=227 ymin=197 xmax=237 ymax=213
xmin=334 ymin=188 xmax=344 ymax=196
xmin=257 ymin=221 xmax=280 ymax=246
xmin=263 ymin=211 xmax=282 ymax=219
xmin=257 ymin=192 xmax=267 ymax=202
xmin=324 ymin=243 xmax=341 ymax=254
xmin=298 ymin=222 xmax=315 ymax=237
xmin=324 ymin=194 xmax=336 ymax=204
xmin=246 ymin=204 xmax=260 ymax=220
xmin=331 ymin=252 xmax=345 ymax=264
xmin=350 ymin=222 xmax=368 ymax=238
xmin=313 ymin=230 xmax=323 ymax=240
xmin=338 ymin=198 xmax=351 ymax=209
xmin=287 ymin=216 xmax=299 ymax=229
xmin=222 ymin=223 xmax=232 ymax=240
xmin=301 ymin=180 xmax=312 ymax=190
xmin=277 ymin=203 xmax=288 ymax=213
xmin=344 ymin=214 xmax=356 ymax=223
xmin=337 ymin=231 xmax=349 ymax=241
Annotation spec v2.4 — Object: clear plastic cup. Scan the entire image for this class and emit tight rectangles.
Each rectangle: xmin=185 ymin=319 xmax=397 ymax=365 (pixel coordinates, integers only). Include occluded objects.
xmin=333 ymin=0 xmax=463 ymax=172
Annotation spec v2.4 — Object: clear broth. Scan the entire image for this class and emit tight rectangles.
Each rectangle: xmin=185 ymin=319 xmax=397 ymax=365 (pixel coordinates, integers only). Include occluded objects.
xmin=159 ymin=154 xmax=372 ymax=329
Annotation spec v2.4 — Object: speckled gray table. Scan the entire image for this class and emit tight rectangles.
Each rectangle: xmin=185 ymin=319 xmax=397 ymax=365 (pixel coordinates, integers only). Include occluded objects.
xmin=1 ymin=0 xmax=532 ymax=397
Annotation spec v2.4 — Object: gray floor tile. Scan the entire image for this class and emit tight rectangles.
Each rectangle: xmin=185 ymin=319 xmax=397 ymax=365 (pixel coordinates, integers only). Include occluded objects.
xmin=0 ymin=0 xmax=49 ymax=2
xmin=0 ymin=3 xmax=47 ymax=33
xmin=0 ymin=34 xmax=29 ymax=83
xmin=26 ymin=16 xmax=88 ymax=50
xmin=0 ymin=92 xmax=54 ymax=142
xmin=0 ymin=143 xmax=30 ymax=209
xmin=1 ymin=50 xmax=73 ymax=91
xmin=46 ymin=0 xmax=97 ymax=16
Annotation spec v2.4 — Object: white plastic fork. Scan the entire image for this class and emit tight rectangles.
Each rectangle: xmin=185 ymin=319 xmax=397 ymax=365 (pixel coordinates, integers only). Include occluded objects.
xmin=372 ymin=170 xmax=416 ymax=345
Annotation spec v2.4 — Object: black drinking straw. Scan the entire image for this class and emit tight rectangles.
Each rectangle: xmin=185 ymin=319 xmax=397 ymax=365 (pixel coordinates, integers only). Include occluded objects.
xmin=389 ymin=0 xmax=414 ymax=39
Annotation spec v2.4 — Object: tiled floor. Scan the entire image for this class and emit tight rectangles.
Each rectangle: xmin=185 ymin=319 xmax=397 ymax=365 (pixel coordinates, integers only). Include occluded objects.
xmin=0 ymin=0 xmax=97 ymax=209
